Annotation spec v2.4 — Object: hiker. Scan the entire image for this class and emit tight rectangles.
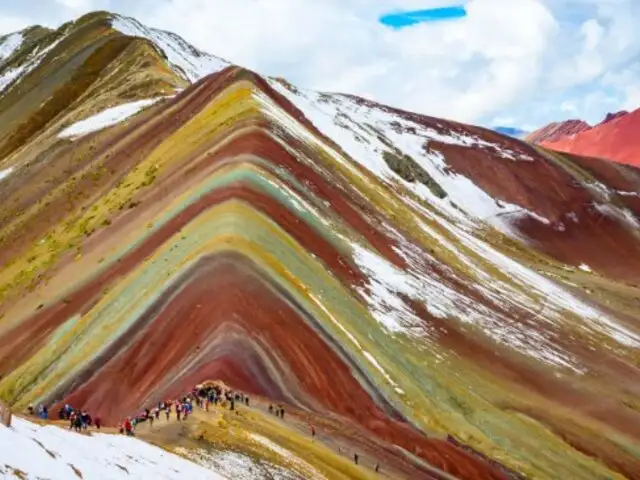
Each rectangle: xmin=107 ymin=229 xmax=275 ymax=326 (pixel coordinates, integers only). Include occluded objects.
xmin=27 ymin=404 xmax=34 ymax=416
xmin=176 ymin=404 xmax=182 ymax=421
xmin=165 ymin=406 xmax=171 ymax=421
xmin=311 ymin=425 xmax=316 ymax=438
xmin=245 ymin=396 xmax=249 ymax=406
xmin=124 ymin=418 xmax=134 ymax=436
xmin=230 ymin=399 xmax=235 ymax=411
xmin=73 ymin=414 xmax=82 ymax=433
xmin=269 ymin=404 xmax=273 ymax=414
xmin=149 ymin=413 xmax=154 ymax=428
xmin=155 ymin=408 xmax=160 ymax=420
xmin=280 ymin=407 xmax=285 ymax=419
xmin=80 ymin=411 xmax=89 ymax=430
xmin=94 ymin=417 xmax=102 ymax=430
xmin=375 ymin=462 xmax=380 ymax=473
xmin=183 ymin=406 xmax=189 ymax=421
xmin=354 ymin=453 xmax=359 ymax=465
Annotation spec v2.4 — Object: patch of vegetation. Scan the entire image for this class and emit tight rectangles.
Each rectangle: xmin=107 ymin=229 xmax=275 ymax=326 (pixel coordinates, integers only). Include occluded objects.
xmin=2 ymin=466 xmax=27 ymax=480
xmin=382 ymin=150 xmax=447 ymax=199
xmin=140 ymin=164 xmax=159 ymax=187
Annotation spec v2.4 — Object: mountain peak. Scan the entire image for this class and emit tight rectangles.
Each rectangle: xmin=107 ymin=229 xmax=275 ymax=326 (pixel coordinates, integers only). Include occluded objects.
xmin=526 ymin=118 xmax=591 ymax=143
xmin=0 ymin=10 xmax=639 ymax=480
xmin=599 ymin=110 xmax=628 ymax=125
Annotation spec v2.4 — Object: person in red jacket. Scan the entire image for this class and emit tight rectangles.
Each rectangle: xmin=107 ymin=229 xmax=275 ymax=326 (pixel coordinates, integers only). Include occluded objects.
xmin=124 ymin=417 xmax=134 ymax=436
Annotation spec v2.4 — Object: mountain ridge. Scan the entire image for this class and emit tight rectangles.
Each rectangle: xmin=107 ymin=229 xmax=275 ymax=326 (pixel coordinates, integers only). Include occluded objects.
xmin=0 ymin=11 xmax=639 ymax=480
xmin=536 ymin=108 xmax=640 ymax=168
xmin=527 ymin=109 xmax=640 ymax=168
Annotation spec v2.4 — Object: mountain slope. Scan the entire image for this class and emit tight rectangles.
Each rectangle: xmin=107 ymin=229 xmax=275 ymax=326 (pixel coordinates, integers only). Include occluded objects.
xmin=539 ymin=109 xmax=640 ymax=167
xmin=0 ymin=11 xmax=639 ymax=480
xmin=1 ymin=416 xmax=226 ymax=479
xmin=526 ymin=119 xmax=591 ymax=144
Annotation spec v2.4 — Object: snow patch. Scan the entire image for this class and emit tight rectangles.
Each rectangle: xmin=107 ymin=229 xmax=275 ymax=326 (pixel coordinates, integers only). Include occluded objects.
xmin=0 ymin=166 xmax=14 ymax=182
xmin=262 ymin=78 xmax=639 ymax=369
xmin=178 ymin=447 xmax=299 ymax=480
xmin=350 ymin=242 xmax=422 ymax=332
xmin=111 ymin=15 xmax=229 ymax=82
xmin=59 ymin=98 xmax=163 ymax=139
xmin=420 ymin=126 xmax=534 ymax=162
xmin=616 ymin=190 xmax=640 ymax=197
xmin=268 ymin=80 xmax=539 ymax=229
xmin=0 ymin=35 xmax=64 ymax=95
xmin=0 ymin=32 xmax=23 ymax=63
xmin=249 ymin=434 xmax=325 ymax=479
xmin=0 ymin=417 xmax=224 ymax=479
xmin=594 ymin=202 xmax=640 ymax=231
xmin=579 ymin=264 xmax=592 ymax=273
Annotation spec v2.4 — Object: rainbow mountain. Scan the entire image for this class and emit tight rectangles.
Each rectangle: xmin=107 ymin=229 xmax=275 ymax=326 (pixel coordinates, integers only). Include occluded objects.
xmin=0 ymin=11 xmax=639 ymax=480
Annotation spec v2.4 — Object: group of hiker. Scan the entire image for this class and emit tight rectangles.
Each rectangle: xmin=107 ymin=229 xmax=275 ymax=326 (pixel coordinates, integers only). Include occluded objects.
xmin=60 ymin=404 xmax=102 ymax=431
xmin=27 ymin=402 xmax=102 ymax=432
xmin=27 ymin=403 xmax=49 ymax=420
xmin=119 ymin=399 xmax=193 ymax=436
xmin=23 ymin=382 xmax=383 ymax=474
xmin=117 ymin=383 xmax=251 ymax=436
xmin=268 ymin=404 xmax=286 ymax=419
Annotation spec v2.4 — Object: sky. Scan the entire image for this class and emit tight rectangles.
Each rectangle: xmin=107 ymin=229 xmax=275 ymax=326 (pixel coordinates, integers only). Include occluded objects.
xmin=1 ymin=0 xmax=640 ymax=131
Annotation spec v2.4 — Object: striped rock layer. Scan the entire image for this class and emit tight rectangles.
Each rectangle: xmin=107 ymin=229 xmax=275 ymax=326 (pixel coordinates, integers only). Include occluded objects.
xmin=0 ymin=12 xmax=639 ymax=480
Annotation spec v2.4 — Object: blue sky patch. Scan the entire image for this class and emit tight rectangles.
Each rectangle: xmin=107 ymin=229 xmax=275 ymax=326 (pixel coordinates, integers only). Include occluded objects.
xmin=380 ymin=6 xmax=467 ymax=29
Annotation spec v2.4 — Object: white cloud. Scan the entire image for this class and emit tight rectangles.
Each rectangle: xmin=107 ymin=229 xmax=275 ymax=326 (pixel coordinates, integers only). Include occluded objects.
xmin=55 ymin=0 xmax=94 ymax=9
xmin=0 ymin=14 xmax=32 ymax=34
xmin=4 ymin=0 xmax=640 ymax=129
xmin=140 ymin=0 xmax=560 ymax=124
xmin=560 ymin=101 xmax=578 ymax=115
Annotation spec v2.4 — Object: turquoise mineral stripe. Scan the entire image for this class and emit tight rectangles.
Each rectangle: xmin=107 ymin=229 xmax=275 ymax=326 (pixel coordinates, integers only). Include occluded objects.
xmin=105 ymin=160 xmax=357 ymax=262
xmin=18 ymin=202 xmax=417 ymax=422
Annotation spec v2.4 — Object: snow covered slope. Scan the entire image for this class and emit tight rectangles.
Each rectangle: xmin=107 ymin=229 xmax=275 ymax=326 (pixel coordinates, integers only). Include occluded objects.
xmin=0 ymin=34 xmax=63 ymax=95
xmin=267 ymin=79 xmax=640 ymax=370
xmin=0 ymin=418 xmax=224 ymax=479
xmin=59 ymin=98 xmax=164 ymax=139
xmin=111 ymin=14 xmax=229 ymax=82
xmin=0 ymin=32 xmax=23 ymax=63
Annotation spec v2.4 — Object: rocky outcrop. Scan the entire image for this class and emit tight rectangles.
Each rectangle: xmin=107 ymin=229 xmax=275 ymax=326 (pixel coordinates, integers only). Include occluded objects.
xmin=599 ymin=110 xmax=629 ymax=125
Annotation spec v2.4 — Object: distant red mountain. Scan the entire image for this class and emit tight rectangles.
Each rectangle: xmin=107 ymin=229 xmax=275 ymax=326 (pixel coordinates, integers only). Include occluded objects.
xmin=528 ymin=110 xmax=640 ymax=167
xmin=526 ymin=119 xmax=591 ymax=143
